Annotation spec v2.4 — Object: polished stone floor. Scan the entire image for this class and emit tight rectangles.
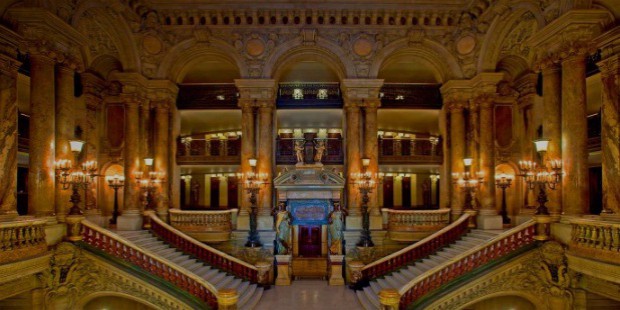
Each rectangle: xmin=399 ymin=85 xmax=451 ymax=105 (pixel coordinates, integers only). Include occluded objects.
xmin=255 ymin=280 xmax=362 ymax=310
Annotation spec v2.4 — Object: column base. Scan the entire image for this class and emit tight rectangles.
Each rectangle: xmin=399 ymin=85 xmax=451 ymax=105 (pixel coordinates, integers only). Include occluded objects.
xmin=117 ymin=213 xmax=143 ymax=231
xmin=84 ymin=210 xmax=107 ymax=228
xmin=328 ymin=255 xmax=345 ymax=286
xmin=476 ymin=214 xmax=503 ymax=230
xmin=275 ymin=255 xmax=292 ymax=286
xmin=257 ymin=215 xmax=274 ymax=230
xmin=237 ymin=214 xmax=249 ymax=230
xmin=370 ymin=215 xmax=382 ymax=230
xmin=346 ymin=216 xmax=362 ymax=230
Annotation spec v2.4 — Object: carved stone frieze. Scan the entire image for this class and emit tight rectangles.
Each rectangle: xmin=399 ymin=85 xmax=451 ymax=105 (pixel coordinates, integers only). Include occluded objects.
xmin=40 ymin=242 xmax=193 ymax=309
xmin=427 ymin=241 xmax=573 ymax=310
xmin=75 ymin=12 xmax=120 ymax=60
xmin=499 ymin=12 xmax=537 ymax=60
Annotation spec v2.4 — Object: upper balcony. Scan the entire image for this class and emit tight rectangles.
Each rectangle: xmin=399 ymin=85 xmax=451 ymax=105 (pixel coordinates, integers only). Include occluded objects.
xmin=177 ymin=131 xmax=241 ymax=165
xmin=379 ymin=132 xmax=442 ymax=165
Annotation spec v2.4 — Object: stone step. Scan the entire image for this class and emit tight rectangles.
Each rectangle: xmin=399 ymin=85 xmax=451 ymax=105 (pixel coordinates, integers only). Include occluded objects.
xmin=238 ymin=283 xmax=257 ymax=307
xmin=363 ymin=286 xmax=381 ymax=308
xmin=356 ymin=290 xmax=375 ymax=310
xmin=215 ymin=275 xmax=235 ymax=289
xmin=370 ymin=281 xmax=382 ymax=295
xmin=384 ymin=275 xmax=402 ymax=289
xmin=239 ymin=287 xmax=263 ymax=310
xmin=391 ymin=271 xmax=409 ymax=287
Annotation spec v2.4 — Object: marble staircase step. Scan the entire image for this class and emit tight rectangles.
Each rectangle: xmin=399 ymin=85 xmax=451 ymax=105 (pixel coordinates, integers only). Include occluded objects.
xmin=240 ymin=287 xmax=263 ymax=310
xmin=356 ymin=290 xmax=375 ymax=310
xmin=363 ymin=286 xmax=381 ymax=308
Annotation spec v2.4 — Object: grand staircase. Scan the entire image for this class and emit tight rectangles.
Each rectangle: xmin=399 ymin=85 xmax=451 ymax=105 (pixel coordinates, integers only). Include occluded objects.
xmin=116 ymin=230 xmax=264 ymax=310
xmin=356 ymin=229 xmax=502 ymax=310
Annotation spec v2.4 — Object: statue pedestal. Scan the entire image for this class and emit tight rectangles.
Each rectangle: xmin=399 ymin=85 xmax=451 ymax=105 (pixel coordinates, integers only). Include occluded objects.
xmin=275 ymin=255 xmax=292 ymax=285
xmin=328 ymin=255 xmax=345 ymax=285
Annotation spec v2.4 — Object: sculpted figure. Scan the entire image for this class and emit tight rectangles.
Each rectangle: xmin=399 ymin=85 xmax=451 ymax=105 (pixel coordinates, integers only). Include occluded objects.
xmin=275 ymin=202 xmax=292 ymax=255
xmin=328 ymin=201 xmax=347 ymax=255
xmin=294 ymin=140 xmax=304 ymax=163
xmin=314 ymin=140 xmax=326 ymax=163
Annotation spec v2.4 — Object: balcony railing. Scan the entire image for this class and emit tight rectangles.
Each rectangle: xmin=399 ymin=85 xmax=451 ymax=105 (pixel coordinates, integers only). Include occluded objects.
xmin=383 ymin=208 xmax=451 ymax=242
xmin=276 ymin=137 xmax=344 ymax=164
xmin=169 ymin=208 xmax=237 ymax=242
xmin=177 ymin=83 xmax=238 ymax=109
xmin=0 ymin=218 xmax=47 ymax=264
xmin=177 ymin=137 xmax=241 ymax=165
xmin=379 ymin=137 xmax=443 ymax=164
xmin=380 ymin=83 xmax=443 ymax=109
xmin=277 ymin=82 xmax=342 ymax=109
xmin=569 ymin=217 xmax=620 ymax=265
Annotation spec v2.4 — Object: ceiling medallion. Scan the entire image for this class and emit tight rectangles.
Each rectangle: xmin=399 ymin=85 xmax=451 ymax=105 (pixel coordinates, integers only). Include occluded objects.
xmin=142 ymin=35 xmax=163 ymax=55
xmin=456 ymin=35 xmax=476 ymax=55
xmin=353 ymin=38 xmax=373 ymax=57
xmin=245 ymin=38 xmax=266 ymax=57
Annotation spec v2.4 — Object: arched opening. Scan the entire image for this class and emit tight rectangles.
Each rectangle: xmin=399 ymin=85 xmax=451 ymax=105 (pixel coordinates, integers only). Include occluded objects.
xmin=466 ymin=295 xmax=536 ymax=310
xmin=83 ymin=295 xmax=156 ymax=310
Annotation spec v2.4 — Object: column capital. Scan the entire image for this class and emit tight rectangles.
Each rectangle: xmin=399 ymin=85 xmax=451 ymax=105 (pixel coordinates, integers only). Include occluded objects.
xmin=0 ymin=53 xmax=21 ymax=82
xmin=147 ymin=79 xmax=179 ymax=104
xmin=234 ymin=79 xmax=277 ymax=101
xmin=596 ymin=27 xmax=620 ymax=60
xmin=598 ymin=54 xmax=620 ymax=79
xmin=340 ymin=79 xmax=383 ymax=101
xmin=528 ymin=10 xmax=612 ymax=63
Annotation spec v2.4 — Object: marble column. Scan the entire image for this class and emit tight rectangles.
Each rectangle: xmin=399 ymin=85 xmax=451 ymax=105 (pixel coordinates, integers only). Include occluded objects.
xmin=28 ymin=54 xmax=56 ymax=218
xmin=169 ymin=104 xmax=181 ymax=210
xmin=598 ymin=55 xmax=620 ymax=214
xmin=363 ymin=102 xmax=380 ymax=216
xmin=0 ymin=55 xmax=20 ymax=220
xmin=541 ymin=64 xmax=563 ymax=218
xmin=140 ymin=101 xmax=150 ymax=162
xmin=561 ymin=53 xmax=589 ymax=215
xmin=54 ymin=64 xmax=75 ymax=222
xmin=449 ymin=102 xmax=466 ymax=217
xmin=478 ymin=97 xmax=502 ymax=229
xmin=257 ymin=103 xmax=274 ymax=217
xmin=154 ymin=102 xmax=170 ymax=218
xmin=439 ymin=107 xmax=451 ymax=209
xmin=118 ymin=96 xmax=142 ymax=230
xmin=239 ymin=102 xmax=255 ymax=216
xmin=345 ymin=103 xmax=361 ymax=216
xmin=468 ymin=101 xmax=480 ymax=174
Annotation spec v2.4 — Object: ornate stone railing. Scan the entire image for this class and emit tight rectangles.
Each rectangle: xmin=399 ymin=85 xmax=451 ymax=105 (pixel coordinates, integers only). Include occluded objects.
xmin=399 ymin=221 xmax=536 ymax=309
xmin=169 ymin=209 xmax=237 ymax=242
xmin=149 ymin=214 xmax=268 ymax=285
xmin=569 ymin=218 xmax=620 ymax=264
xmin=357 ymin=214 xmax=470 ymax=283
xmin=80 ymin=220 xmax=218 ymax=308
xmin=385 ymin=208 xmax=451 ymax=242
xmin=0 ymin=218 xmax=47 ymax=264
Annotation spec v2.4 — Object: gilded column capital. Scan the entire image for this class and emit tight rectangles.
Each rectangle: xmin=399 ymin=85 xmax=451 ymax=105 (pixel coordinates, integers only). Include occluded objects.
xmin=234 ymin=79 xmax=277 ymax=101
xmin=238 ymin=99 xmax=257 ymax=111
xmin=340 ymin=79 xmax=384 ymax=101
xmin=446 ymin=100 xmax=467 ymax=112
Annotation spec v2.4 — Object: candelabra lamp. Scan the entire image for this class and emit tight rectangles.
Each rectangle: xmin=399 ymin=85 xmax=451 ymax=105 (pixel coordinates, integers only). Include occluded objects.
xmin=517 ymin=139 xmax=562 ymax=216
xmin=135 ymin=158 xmax=166 ymax=211
xmin=354 ymin=158 xmax=375 ymax=247
xmin=106 ymin=174 xmax=125 ymax=225
xmin=495 ymin=173 xmax=513 ymax=224
xmin=244 ymin=158 xmax=266 ymax=248
xmin=452 ymin=157 xmax=484 ymax=210
xmin=55 ymin=140 xmax=98 ymax=216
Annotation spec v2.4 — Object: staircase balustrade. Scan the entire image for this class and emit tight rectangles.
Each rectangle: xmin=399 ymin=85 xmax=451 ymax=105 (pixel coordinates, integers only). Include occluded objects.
xmin=0 ymin=218 xmax=47 ymax=264
xmin=149 ymin=213 xmax=261 ymax=284
xmin=385 ymin=208 xmax=451 ymax=242
xmin=569 ymin=218 xmax=620 ymax=264
xmin=360 ymin=214 xmax=470 ymax=282
xmin=398 ymin=221 xmax=536 ymax=309
xmin=81 ymin=220 xmax=218 ymax=308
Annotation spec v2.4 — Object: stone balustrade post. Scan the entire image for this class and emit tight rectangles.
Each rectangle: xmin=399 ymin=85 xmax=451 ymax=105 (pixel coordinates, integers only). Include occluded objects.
xmin=347 ymin=260 xmax=365 ymax=288
xmin=328 ymin=254 xmax=345 ymax=285
xmin=217 ymin=288 xmax=238 ymax=310
xmin=275 ymin=254 xmax=292 ymax=285
xmin=0 ymin=54 xmax=20 ymax=221
xmin=378 ymin=289 xmax=401 ymax=310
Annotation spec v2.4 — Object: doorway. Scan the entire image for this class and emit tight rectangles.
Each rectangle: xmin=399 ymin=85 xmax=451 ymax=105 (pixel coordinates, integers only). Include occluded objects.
xmin=298 ymin=225 xmax=321 ymax=257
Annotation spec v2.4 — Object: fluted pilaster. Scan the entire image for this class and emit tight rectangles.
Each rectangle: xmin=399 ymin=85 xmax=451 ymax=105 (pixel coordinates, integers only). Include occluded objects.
xmin=54 ymin=64 xmax=75 ymax=222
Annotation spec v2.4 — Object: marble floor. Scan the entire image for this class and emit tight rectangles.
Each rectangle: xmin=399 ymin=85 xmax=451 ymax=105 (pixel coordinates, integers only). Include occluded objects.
xmin=255 ymin=280 xmax=362 ymax=310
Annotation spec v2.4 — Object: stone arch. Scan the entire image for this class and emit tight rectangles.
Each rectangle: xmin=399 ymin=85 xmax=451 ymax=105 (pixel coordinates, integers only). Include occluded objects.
xmin=478 ymin=6 xmax=546 ymax=72
xmin=77 ymin=291 xmax=160 ymax=309
xmin=157 ymin=39 xmax=246 ymax=82
xmin=495 ymin=55 xmax=531 ymax=82
xmin=460 ymin=291 xmax=541 ymax=309
xmin=72 ymin=1 xmax=140 ymax=72
xmin=370 ymin=39 xmax=463 ymax=81
xmin=90 ymin=55 xmax=123 ymax=80
xmin=263 ymin=37 xmax=355 ymax=79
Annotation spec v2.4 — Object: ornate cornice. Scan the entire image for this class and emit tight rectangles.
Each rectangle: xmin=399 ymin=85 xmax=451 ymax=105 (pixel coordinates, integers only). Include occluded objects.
xmin=528 ymin=10 xmax=613 ymax=64
xmin=7 ymin=8 xmax=87 ymax=68
xmin=596 ymin=27 xmax=620 ymax=61
xmin=0 ymin=25 xmax=23 ymax=60
xmin=234 ymin=79 xmax=277 ymax=104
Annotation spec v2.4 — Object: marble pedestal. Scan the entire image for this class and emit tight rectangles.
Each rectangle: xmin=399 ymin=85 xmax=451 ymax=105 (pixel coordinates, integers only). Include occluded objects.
xmin=258 ymin=215 xmax=274 ymax=230
xmin=476 ymin=214 xmax=503 ymax=230
xmin=329 ymin=255 xmax=345 ymax=286
xmin=117 ymin=212 xmax=143 ymax=231
xmin=237 ymin=214 xmax=249 ymax=230
xmin=275 ymin=254 xmax=292 ymax=286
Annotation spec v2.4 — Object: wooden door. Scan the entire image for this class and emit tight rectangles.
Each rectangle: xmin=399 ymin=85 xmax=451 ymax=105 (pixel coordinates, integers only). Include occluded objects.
xmin=383 ymin=176 xmax=394 ymax=208
xmin=298 ymin=225 xmax=322 ymax=257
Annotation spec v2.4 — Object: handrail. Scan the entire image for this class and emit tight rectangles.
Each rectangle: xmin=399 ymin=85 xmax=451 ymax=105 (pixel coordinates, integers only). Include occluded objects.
xmin=149 ymin=213 xmax=259 ymax=283
xmin=80 ymin=220 xmax=218 ymax=308
xmin=398 ymin=220 xmax=536 ymax=308
xmin=361 ymin=213 xmax=470 ymax=280
xmin=384 ymin=208 xmax=450 ymax=215
xmin=170 ymin=209 xmax=237 ymax=215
